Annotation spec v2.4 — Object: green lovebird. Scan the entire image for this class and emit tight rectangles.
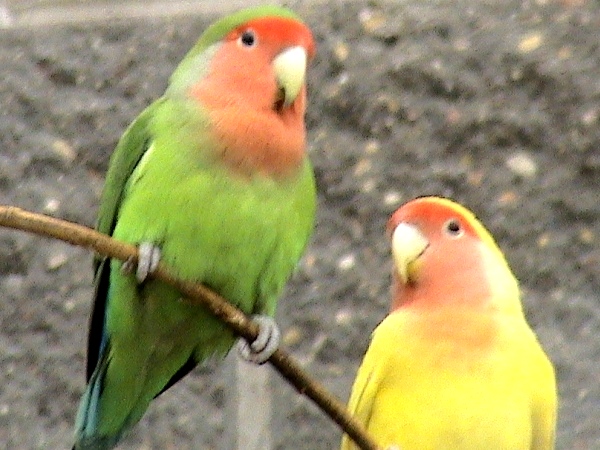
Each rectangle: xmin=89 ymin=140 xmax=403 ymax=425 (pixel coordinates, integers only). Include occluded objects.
xmin=73 ymin=6 xmax=316 ymax=449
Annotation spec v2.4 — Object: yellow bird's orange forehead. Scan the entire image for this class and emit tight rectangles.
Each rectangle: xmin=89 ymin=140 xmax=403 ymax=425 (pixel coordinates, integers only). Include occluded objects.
xmin=387 ymin=196 xmax=504 ymax=269
xmin=388 ymin=197 xmax=480 ymax=238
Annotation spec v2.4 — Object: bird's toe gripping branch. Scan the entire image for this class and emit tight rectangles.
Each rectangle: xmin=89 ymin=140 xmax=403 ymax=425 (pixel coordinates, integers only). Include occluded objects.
xmin=121 ymin=242 xmax=161 ymax=283
xmin=236 ymin=315 xmax=281 ymax=364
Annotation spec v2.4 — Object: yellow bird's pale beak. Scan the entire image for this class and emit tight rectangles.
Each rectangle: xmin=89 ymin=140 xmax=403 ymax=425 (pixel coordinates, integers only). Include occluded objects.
xmin=273 ymin=46 xmax=307 ymax=107
xmin=392 ymin=223 xmax=429 ymax=285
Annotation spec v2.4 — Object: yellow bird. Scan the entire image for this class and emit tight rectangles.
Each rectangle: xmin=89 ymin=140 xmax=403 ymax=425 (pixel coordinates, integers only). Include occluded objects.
xmin=341 ymin=196 xmax=556 ymax=450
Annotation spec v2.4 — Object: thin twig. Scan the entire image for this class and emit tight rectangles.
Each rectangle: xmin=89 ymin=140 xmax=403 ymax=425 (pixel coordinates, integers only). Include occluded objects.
xmin=0 ymin=204 xmax=381 ymax=450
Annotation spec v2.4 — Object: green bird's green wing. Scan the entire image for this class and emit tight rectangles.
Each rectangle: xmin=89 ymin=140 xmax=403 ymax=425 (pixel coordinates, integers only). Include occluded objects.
xmin=95 ymin=100 xmax=165 ymax=245
xmin=87 ymin=100 xmax=163 ymax=380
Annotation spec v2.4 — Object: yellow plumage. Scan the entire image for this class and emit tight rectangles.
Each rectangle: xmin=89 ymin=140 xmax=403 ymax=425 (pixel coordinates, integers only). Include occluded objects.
xmin=341 ymin=197 xmax=556 ymax=450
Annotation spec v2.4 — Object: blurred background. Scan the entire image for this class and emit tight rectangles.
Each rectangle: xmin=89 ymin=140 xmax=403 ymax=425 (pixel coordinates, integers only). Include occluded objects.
xmin=1 ymin=0 xmax=599 ymax=448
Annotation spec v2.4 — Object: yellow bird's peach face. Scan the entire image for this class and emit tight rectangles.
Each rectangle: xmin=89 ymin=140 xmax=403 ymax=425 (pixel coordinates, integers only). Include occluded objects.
xmin=387 ymin=197 xmax=519 ymax=315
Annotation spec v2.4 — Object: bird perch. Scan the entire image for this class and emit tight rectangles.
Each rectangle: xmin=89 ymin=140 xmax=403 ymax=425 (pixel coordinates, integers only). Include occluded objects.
xmin=0 ymin=204 xmax=381 ymax=450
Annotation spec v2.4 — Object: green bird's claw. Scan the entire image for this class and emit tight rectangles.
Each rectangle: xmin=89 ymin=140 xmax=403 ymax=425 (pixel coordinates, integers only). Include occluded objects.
xmin=136 ymin=242 xmax=161 ymax=282
xmin=121 ymin=242 xmax=161 ymax=283
xmin=237 ymin=315 xmax=280 ymax=364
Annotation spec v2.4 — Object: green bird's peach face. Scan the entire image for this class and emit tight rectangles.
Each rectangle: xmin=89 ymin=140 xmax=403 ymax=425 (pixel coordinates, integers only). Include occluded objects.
xmin=187 ymin=16 xmax=316 ymax=178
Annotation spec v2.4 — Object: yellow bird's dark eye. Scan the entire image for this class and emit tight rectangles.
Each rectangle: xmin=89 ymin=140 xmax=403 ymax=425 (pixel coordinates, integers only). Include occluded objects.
xmin=444 ymin=218 xmax=463 ymax=238
xmin=239 ymin=30 xmax=256 ymax=47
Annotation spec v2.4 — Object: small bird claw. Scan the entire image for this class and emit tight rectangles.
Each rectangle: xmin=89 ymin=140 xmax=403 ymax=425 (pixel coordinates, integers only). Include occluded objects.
xmin=121 ymin=242 xmax=161 ymax=283
xmin=237 ymin=315 xmax=280 ymax=364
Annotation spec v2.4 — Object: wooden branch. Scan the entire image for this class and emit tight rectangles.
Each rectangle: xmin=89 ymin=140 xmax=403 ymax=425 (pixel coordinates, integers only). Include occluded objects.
xmin=0 ymin=205 xmax=381 ymax=450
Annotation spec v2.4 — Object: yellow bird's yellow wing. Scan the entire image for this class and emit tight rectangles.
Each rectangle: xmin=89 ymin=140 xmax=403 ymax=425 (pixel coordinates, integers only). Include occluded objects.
xmin=530 ymin=338 xmax=557 ymax=450
xmin=340 ymin=323 xmax=390 ymax=450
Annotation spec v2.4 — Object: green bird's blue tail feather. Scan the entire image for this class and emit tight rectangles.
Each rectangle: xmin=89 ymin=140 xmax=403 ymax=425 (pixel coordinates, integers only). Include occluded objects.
xmin=73 ymin=259 xmax=126 ymax=450
xmin=74 ymin=258 xmax=137 ymax=450
xmin=73 ymin=352 xmax=125 ymax=450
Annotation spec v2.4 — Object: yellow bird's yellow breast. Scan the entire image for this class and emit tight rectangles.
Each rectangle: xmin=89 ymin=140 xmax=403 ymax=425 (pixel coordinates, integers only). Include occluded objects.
xmin=344 ymin=307 xmax=556 ymax=450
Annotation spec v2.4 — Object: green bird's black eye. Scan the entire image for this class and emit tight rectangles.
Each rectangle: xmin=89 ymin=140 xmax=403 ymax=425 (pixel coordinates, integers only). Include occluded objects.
xmin=444 ymin=218 xmax=463 ymax=238
xmin=240 ymin=30 xmax=256 ymax=47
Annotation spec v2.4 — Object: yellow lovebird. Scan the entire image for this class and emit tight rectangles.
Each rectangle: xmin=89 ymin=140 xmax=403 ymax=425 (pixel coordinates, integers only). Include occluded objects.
xmin=341 ymin=196 xmax=556 ymax=450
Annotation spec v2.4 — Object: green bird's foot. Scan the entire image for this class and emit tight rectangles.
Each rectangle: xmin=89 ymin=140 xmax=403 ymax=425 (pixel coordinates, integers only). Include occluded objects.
xmin=237 ymin=315 xmax=280 ymax=364
xmin=121 ymin=242 xmax=161 ymax=283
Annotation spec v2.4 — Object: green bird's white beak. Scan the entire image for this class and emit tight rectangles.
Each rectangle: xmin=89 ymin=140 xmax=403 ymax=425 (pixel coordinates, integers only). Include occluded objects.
xmin=273 ymin=46 xmax=307 ymax=107
xmin=392 ymin=223 xmax=429 ymax=285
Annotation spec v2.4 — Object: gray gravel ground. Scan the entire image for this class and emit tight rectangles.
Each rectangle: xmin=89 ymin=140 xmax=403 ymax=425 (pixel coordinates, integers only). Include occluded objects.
xmin=1 ymin=1 xmax=599 ymax=448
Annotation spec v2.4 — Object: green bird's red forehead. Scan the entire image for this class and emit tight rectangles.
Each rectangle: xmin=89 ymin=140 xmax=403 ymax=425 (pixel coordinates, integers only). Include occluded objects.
xmin=387 ymin=197 xmax=481 ymax=238
xmin=224 ymin=16 xmax=316 ymax=57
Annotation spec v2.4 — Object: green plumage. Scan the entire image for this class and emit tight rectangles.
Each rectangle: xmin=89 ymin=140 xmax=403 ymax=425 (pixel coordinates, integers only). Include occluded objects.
xmin=74 ymin=6 xmax=315 ymax=449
